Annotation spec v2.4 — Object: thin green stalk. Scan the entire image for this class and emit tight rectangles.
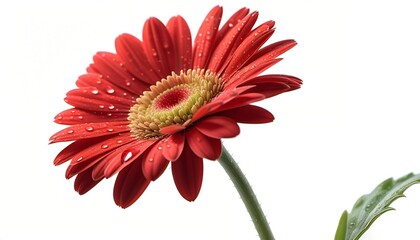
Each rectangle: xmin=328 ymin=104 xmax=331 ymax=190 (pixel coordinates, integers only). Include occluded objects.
xmin=218 ymin=145 xmax=275 ymax=240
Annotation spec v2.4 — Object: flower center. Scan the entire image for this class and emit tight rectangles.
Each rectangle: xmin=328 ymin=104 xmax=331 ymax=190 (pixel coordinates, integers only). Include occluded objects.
xmin=128 ymin=69 xmax=223 ymax=139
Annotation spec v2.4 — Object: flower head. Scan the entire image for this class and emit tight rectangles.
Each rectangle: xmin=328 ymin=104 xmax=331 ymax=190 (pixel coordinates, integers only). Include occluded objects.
xmin=50 ymin=6 xmax=302 ymax=208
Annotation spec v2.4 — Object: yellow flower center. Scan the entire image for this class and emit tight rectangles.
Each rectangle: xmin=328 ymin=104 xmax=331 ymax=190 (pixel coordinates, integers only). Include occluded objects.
xmin=128 ymin=69 xmax=223 ymax=139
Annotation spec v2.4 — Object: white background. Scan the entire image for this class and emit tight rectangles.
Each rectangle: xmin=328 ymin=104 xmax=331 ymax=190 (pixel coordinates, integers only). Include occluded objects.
xmin=1 ymin=0 xmax=420 ymax=239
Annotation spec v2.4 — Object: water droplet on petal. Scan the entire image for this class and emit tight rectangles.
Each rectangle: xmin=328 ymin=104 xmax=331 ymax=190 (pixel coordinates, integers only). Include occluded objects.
xmin=157 ymin=146 xmax=162 ymax=150
xmin=78 ymin=116 xmax=83 ymax=119
xmin=126 ymin=82 xmax=131 ymax=86
xmin=117 ymin=140 xmax=123 ymax=144
xmin=107 ymin=113 xmax=112 ymax=117
xmin=101 ymin=144 xmax=108 ymax=149
xmin=57 ymin=116 xmax=63 ymax=120
xmin=148 ymin=158 xmax=153 ymax=162
xmin=99 ymin=105 xmax=105 ymax=109
xmin=91 ymin=89 xmax=99 ymax=95
xmin=123 ymin=151 xmax=132 ymax=162
xmin=107 ymin=128 xmax=114 ymax=132
xmin=76 ymin=157 xmax=83 ymax=162
xmin=85 ymin=126 xmax=93 ymax=132
xmin=67 ymin=129 xmax=74 ymax=134
xmin=228 ymin=23 xmax=234 ymax=27
xmin=108 ymin=105 xmax=115 ymax=110
xmin=166 ymin=144 xmax=171 ymax=148
xmin=106 ymin=87 xmax=115 ymax=94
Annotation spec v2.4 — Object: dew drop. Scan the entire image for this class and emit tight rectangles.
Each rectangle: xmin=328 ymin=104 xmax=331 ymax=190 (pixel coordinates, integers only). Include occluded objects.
xmin=108 ymin=105 xmax=115 ymax=110
xmin=117 ymin=140 xmax=123 ymax=144
xmin=99 ymin=105 xmax=105 ymax=109
xmin=76 ymin=156 xmax=83 ymax=162
xmin=101 ymin=144 xmax=109 ymax=149
xmin=166 ymin=144 xmax=171 ymax=148
xmin=123 ymin=151 xmax=133 ymax=162
xmin=228 ymin=23 xmax=234 ymax=27
xmin=107 ymin=113 xmax=113 ymax=117
xmin=85 ymin=126 xmax=93 ymax=132
xmin=71 ymin=110 xmax=76 ymax=113
xmin=125 ymin=82 xmax=131 ymax=86
xmin=148 ymin=158 xmax=154 ymax=162
xmin=106 ymin=87 xmax=115 ymax=94
xmin=96 ymin=80 xmax=102 ymax=84
xmin=107 ymin=128 xmax=114 ymax=132
xmin=157 ymin=146 xmax=162 ymax=150
xmin=78 ymin=116 xmax=83 ymax=119
xmin=57 ymin=116 xmax=63 ymax=120
xmin=67 ymin=129 xmax=74 ymax=134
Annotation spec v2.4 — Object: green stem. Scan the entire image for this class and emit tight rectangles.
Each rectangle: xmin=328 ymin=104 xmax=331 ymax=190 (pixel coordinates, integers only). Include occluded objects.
xmin=218 ymin=145 xmax=275 ymax=240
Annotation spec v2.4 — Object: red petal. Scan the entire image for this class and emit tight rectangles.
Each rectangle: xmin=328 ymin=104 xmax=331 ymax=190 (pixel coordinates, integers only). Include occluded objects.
xmin=216 ymin=105 xmax=274 ymax=124
xmin=74 ymin=166 xmax=103 ymax=195
xmin=49 ymin=121 xmax=129 ymax=143
xmin=103 ymin=139 xmax=156 ymax=179
xmin=225 ymin=58 xmax=281 ymax=88
xmin=115 ymin=33 xmax=161 ymax=85
xmin=223 ymin=24 xmax=274 ymax=78
xmin=195 ymin=116 xmax=240 ymax=139
xmin=166 ymin=16 xmax=192 ymax=73
xmin=245 ymin=39 xmax=297 ymax=66
xmin=142 ymin=142 xmax=170 ymax=181
xmin=76 ymin=73 xmax=138 ymax=99
xmin=69 ymin=133 xmax=134 ymax=166
xmin=192 ymin=85 xmax=254 ymax=121
xmin=192 ymin=6 xmax=223 ymax=69
xmin=113 ymin=159 xmax=150 ymax=208
xmin=143 ymin=17 xmax=175 ymax=78
xmin=186 ymin=127 xmax=221 ymax=160
xmin=53 ymin=136 xmax=108 ymax=165
xmin=241 ymin=74 xmax=302 ymax=98
xmin=54 ymin=108 xmax=128 ymax=125
xmin=161 ymin=133 xmax=185 ymax=161
xmin=64 ymin=87 xmax=133 ymax=112
xmin=214 ymin=7 xmax=250 ymax=47
xmin=208 ymin=11 xmax=259 ymax=73
xmin=171 ymin=145 xmax=203 ymax=201
xmin=159 ymin=124 xmax=185 ymax=135
xmin=88 ymin=52 xmax=146 ymax=95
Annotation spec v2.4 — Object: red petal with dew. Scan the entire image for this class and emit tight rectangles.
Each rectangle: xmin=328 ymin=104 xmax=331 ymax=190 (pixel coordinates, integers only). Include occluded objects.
xmin=142 ymin=142 xmax=170 ymax=181
xmin=64 ymin=87 xmax=134 ymax=112
xmin=53 ymin=136 xmax=109 ymax=165
xmin=143 ymin=17 xmax=175 ymax=78
xmin=166 ymin=16 xmax=192 ymax=73
xmin=102 ymin=139 xmax=156 ymax=179
xmin=171 ymin=145 xmax=203 ymax=201
xmin=54 ymin=108 xmax=128 ymax=125
xmin=161 ymin=133 xmax=185 ymax=161
xmin=208 ymin=11 xmax=259 ymax=73
xmin=214 ymin=7 xmax=249 ymax=47
xmin=115 ymin=33 xmax=161 ymax=85
xmin=192 ymin=6 xmax=223 ymax=69
xmin=113 ymin=159 xmax=150 ymax=208
xmin=49 ymin=121 xmax=129 ymax=143
xmin=186 ymin=127 xmax=221 ymax=160
xmin=223 ymin=24 xmax=274 ymax=78
xmin=87 ymin=52 xmax=146 ymax=95
xmin=76 ymin=73 xmax=138 ymax=99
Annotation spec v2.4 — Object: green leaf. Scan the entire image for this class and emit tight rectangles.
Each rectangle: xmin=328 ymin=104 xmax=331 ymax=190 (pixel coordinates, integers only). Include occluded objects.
xmin=334 ymin=173 xmax=420 ymax=240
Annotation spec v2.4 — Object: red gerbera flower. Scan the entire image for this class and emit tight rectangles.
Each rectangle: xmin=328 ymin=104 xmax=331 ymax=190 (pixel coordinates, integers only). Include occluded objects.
xmin=50 ymin=6 xmax=301 ymax=208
